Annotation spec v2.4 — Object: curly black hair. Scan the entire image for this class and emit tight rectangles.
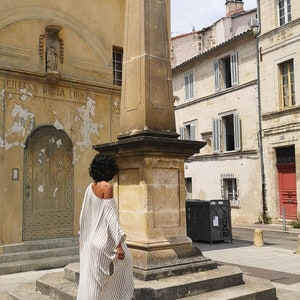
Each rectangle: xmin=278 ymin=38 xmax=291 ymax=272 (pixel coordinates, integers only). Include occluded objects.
xmin=89 ymin=153 xmax=119 ymax=182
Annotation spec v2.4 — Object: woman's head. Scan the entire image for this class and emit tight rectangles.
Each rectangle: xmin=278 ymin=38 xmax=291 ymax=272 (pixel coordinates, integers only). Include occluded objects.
xmin=89 ymin=153 xmax=119 ymax=182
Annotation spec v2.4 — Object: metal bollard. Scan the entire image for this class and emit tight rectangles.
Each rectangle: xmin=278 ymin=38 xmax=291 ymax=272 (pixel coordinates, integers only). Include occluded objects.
xmin=296 ymin=234 xmax=300 ymax=255
xmin=254 ymin=228 xmax=264 ymax=247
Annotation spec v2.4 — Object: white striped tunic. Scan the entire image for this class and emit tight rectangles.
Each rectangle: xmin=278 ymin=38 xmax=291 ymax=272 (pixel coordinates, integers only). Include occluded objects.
xmin=77 ymin=183 xmax=134 ymax=300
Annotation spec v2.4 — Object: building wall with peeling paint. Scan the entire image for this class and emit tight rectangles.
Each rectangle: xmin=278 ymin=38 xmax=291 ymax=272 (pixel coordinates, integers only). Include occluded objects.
xmin=0 ymin=0 xmax=124 ymax=245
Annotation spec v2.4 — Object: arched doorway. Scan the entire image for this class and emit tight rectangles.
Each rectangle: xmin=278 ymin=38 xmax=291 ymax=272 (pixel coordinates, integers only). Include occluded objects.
xmin=23 ymin=126 xmax=74 ymax=241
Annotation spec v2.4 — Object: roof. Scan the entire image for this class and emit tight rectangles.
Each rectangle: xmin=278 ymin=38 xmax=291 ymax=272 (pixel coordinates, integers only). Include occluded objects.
xmin=172 ymin=29 xmax=254 ymax=73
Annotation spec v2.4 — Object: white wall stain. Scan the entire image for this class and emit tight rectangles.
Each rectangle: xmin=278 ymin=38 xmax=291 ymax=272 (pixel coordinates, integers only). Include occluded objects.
xmin=53 ymin=187 xmax=59 ymax=197
xmin=73 ymin=96 xmax=100 ymax=163
xmin=38 ymin=185 xmax=44 ymax=192
xmin=56 ymin=138 xmax=63 ymax=148
xmin=0 ymin=89 xmax=5 ymax=99
xmin=54 ymin=120 xmax=64 ymax=130
xmin=38 ymin=148 xmax=47 ymax=164
xmin=10 ymin=104 xmax=34 ymax=136
xmin=19 ymin=88 xmax=33 ymax=101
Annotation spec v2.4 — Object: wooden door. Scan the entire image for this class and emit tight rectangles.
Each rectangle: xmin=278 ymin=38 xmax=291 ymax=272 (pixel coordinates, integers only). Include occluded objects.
xmin=277 ymin=163 xmax=297 ymax=220
xmin=23 ymin=126 xmax=74 ymax=241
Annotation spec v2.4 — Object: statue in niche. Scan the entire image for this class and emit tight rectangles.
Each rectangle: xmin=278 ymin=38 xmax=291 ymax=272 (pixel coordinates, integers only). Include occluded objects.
xmin=39 ymin=25 xmax=64 ymax=77
xmin=47 ymin=42 xmax=59 ymax=71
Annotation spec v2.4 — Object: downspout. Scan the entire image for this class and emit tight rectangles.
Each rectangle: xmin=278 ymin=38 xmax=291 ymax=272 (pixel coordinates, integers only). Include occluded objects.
xmin=255 ymin=0 xmax=267 ymax=221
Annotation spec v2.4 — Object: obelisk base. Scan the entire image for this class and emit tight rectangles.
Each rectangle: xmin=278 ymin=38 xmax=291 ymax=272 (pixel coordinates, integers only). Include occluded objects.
xmin=130 ymin=245 xmax=217 ymax=281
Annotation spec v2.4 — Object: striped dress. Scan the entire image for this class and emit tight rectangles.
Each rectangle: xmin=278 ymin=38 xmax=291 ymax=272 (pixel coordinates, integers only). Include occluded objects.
xmin=77 ymin=183 xmax=134 ymax=300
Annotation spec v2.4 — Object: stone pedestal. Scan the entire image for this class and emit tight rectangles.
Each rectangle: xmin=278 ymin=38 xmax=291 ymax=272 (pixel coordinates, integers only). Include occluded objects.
xmin=94 ymin=136 xmax=216 ymax=280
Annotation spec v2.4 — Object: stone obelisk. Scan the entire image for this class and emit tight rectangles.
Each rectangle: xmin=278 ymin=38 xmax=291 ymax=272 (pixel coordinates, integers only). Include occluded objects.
xmin=94 ymin=0 xmax=216 ymax=280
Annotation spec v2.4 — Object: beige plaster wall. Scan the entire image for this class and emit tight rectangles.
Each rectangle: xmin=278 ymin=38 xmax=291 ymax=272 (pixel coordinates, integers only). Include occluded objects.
xmin=0 ymin=0 xmax=124 ymax=245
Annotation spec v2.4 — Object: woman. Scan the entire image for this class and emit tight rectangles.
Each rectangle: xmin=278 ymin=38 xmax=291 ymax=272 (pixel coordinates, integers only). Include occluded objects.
xmin=77 ymin=153 xmax=134 ymax=300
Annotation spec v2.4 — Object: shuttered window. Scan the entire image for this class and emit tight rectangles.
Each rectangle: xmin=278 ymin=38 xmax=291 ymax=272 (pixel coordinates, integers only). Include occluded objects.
xmin=230 ymin=53 xmax=239 ymax=86
xmin=184 ymin=71 xmax=194 ymax=100
xmin=214 ymin=52 xmax=239 ymax=90
xmin=212 ymin=113 xmax=241 ymax=153
xmin=179 ymin=124 xmax=196 ymax=140
xmin=212 ymin=118 xmax=221 ymax=153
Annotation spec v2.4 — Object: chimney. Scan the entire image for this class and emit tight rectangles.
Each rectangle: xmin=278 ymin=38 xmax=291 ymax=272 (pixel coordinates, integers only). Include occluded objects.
xmin=226 ymin=0 xmax=245 ymax=17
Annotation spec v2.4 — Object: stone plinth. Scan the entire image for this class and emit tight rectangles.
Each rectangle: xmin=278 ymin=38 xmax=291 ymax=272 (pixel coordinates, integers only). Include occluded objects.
xmin=94 ymin=136 xmax=217 ymax=280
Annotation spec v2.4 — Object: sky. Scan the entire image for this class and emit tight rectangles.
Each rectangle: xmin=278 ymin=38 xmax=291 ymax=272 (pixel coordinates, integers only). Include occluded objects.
xmin=171 ymin=0 xmax=257 ymax=36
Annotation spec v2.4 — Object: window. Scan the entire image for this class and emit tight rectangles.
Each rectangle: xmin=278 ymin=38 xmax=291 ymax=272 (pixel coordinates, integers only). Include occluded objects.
xmin=222 ymin=176 xmax=238 ymax=204
xmin=113 ymin=48 xmax=123 ymax=86
xmin=180 ymin=122 xmax=196 ymax=140
xmin=184 ymin=71 xmax=194 ymax=100
xmin=214 ymin=53 xmax=238 ymax=91
xmin=185 ymin=177 xmax=192 ymax=199
xmin=280 ymin=60 xmax=295 ymax=108
xmin=212 ymin=112 xmax=241 ymax=153
xmin=278 ymin=0 xmax=291 ymax=26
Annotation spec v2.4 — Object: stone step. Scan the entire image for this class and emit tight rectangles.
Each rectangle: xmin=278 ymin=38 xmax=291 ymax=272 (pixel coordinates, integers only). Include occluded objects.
xmin=0 ymin=255 xmax=79 ymax=275
xmin=36 ymin=271 xmax=78 ymax=300
xmin=6 ymin=264 xmax=277 ymax=300
xmin=0 ymin=246 xmax=79 ymax=264
xmin=180 ymin=275 xmax=277 ymax=300
xmin=0 ymin=238 xmax=79 ymax=275
xmin=133 ymin=265 xmax=244 ymax=300
xmin=8 ymin=283 xmax=51 ymax=300
xmin=0 ymin=238 xmax=78 ymax=254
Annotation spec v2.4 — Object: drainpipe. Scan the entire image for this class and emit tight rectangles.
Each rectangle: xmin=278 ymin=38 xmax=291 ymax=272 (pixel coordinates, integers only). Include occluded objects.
xmin=255 ymin=0 xmax=267 ymax=222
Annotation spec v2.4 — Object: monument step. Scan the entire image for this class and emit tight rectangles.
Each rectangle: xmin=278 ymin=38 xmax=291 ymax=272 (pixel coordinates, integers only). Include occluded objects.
xmin=180 ymin=275 xmax=277 ymax=300
xmin=0 ymin=255 xmax=79 ymax=276
xmin=8 ymin=283 xmax=51 ymax=300
xmin=36 ymin=271 xmax=78 ymax=300
xmin=134 ymin=265 xmax=244 ymax=299
xmin=5 ymin=264 xmax=277 ymax=300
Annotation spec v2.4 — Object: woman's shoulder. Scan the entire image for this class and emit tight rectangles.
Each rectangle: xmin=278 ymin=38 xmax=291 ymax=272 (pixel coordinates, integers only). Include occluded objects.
xmin=91 ymin=181 xmax=113 ymax=199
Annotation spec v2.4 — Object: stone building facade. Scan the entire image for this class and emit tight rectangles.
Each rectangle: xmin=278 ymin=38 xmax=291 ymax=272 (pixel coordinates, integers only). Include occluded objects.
xmin=172 ymin=0 xmax=300 ymax=223
xmin=171 ymin=2 xmax=263 ymax=223
xmin=259 ymin=0 xmax=300 ymax=221
xmin=0 ymin=0 xmax=125 ymax=246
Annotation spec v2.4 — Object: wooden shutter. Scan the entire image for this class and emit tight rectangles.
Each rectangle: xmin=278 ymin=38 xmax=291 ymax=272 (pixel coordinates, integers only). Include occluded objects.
xmin=214 ymin=60 xmax=220 ymax=91
xmin=190 ymin=125 xmax=196 ymax=140
xmin=212 ymin=118 xmax=221 ymax=153
xmin=233 ymin=113 xmax=241 ymax=151
xmin=179 ymin=127 xmax=185 ymax=140
xmin=230 ymin=53 xmax=239 ymax=86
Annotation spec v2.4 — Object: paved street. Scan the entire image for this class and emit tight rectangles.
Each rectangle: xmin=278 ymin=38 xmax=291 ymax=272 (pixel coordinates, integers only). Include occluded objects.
xmin=193 ymin=224 xmax=300 ymax=299
xmin=0 ymin=223 xmax=300 ymax=299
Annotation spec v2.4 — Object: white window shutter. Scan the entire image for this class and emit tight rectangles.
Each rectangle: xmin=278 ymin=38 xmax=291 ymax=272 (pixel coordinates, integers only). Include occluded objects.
xmin=233 ymin=113 xmax=241 ymax=150
xmin=190 ymin=125 xmax=196 ymax=140
xmin=179 ymin=127 xmax=184 ymax=140
xmin=189 ymin=73 xmax=194 ymax=99
xmin=214 ymin=60 xmax=220 ymax=91
xmin=230 ymin=53 xmax=239 ymax=86
xmin=212 ymin=118 xmax=221 ymax=153
xmin=184 ymin=72 xmax=194 ymax=100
